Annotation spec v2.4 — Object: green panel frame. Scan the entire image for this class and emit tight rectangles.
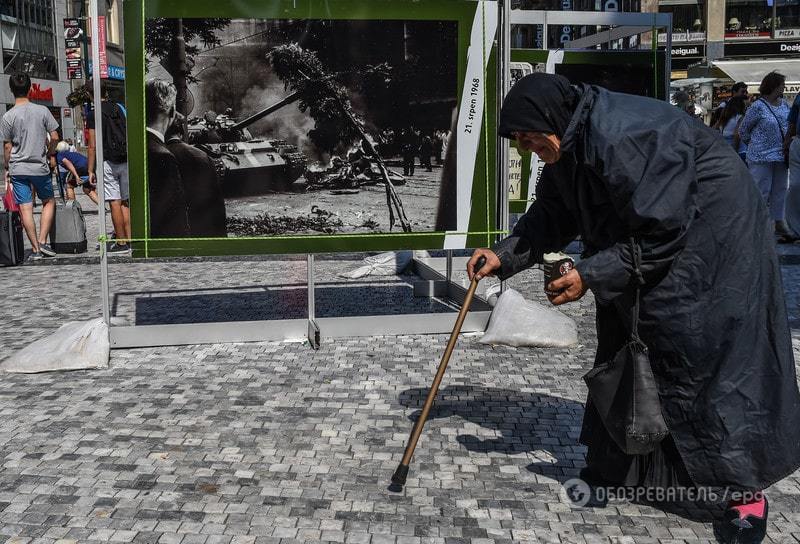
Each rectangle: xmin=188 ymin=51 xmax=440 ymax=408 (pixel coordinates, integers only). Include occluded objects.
xmin=507 ymin=48 xmax=666 ymax=214
xmin=124 ymin=0 xmax=499 ymax=257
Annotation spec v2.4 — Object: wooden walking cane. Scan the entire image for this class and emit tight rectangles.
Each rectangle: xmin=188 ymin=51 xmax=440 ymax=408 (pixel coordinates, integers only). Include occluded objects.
xmin=390 ymin=256 xmax=487 ymax=491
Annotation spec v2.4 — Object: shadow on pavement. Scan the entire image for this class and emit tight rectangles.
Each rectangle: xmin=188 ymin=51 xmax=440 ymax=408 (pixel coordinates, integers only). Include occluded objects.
xmin=121 ymin=282 xmax=457 ymax=325
xmin=397 ymin=385 xmax=726 ymax=527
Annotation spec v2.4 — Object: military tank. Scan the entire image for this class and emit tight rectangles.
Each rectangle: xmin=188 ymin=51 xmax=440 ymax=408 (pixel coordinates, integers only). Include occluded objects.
xmin=187 ymin=92 xmax=308 ymax=197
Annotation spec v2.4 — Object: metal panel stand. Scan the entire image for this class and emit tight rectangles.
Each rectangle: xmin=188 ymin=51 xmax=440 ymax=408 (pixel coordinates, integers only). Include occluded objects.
xmin=307 ymin=254 xmax=321 ymax=349
xmin=107 ymin=253 xmax=492 ymax=349
xmin=98 ymin=0 xmax=498 ymax=350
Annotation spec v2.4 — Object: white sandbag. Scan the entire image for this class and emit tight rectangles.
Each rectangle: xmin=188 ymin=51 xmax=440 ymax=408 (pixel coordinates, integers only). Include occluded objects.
xmin=480 ymin=288 xmax=578 ymax=348
xmin=339 ymin=251 xmax=413 ymax=279
xmin=1 ymin=318 xmax=109 ymax=373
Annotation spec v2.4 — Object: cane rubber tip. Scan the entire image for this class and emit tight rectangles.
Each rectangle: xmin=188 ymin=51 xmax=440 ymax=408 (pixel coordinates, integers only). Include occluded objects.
xmin=391 ymin=464 xmax=409 ymax=488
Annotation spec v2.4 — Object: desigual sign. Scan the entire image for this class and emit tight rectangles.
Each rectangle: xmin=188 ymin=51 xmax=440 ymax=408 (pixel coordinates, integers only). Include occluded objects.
xmin=725 ymin=40 xmax=800 ymax=56
xmin=672 ymin=45 xmax=703 ymax=57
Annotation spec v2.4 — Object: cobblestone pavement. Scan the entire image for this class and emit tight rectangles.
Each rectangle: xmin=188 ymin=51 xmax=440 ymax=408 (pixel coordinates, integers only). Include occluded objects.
xmin=0 ymin=246 xmax=799 ymax=543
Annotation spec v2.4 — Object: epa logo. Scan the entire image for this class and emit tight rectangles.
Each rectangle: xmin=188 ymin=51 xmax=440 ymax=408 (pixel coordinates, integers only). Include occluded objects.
xmin=561 ymin=478 xmax=591 ymax=507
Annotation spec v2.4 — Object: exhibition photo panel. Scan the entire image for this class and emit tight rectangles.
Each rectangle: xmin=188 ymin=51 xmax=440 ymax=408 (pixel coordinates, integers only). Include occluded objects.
xmin=125 ymin=0 xmax=499 ymax=257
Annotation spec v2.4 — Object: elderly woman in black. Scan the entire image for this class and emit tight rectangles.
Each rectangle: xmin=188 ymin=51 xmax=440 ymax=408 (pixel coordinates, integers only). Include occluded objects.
xmin=469 ymin=73 xmax=800 ymax=544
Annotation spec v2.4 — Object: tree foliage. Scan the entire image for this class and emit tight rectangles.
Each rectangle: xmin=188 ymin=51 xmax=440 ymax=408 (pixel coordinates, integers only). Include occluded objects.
xmin=268 ymin=43 xmax=390 ymax=155
xmin=144 ymin=18 xmax=230 ymax=80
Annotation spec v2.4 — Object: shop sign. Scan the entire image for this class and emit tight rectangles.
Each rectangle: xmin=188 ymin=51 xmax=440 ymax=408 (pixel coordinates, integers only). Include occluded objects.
xmin=27 ymin=83 xmax=53 ymax=102
xmin=87 ymin=61 xmax=125 ymax=80
xmin=659 ymin=32 xmax=705 ymax=43
xmin=672 ymin=44 xmax=704 ymax=57
xmin=66 ymin=59 xmax=83 ymax=79
xmin=725 ymin=30 xmax=770 ymax=40
xmin=775 ymin=28 xmax=800 ymax=39
xmin=559 ymin=0 xmax=573 ymax=45
xmin=98 ymin=16 xmax=108 ymax=78
xmin=724 ymin=40 xmax=800 ymax=56
xmin=63 ymin=18 xmax=84 ymax=80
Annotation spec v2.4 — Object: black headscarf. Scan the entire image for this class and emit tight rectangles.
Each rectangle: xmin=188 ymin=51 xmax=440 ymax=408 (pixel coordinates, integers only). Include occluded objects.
xmin=498 ymin=73 xmax=579 ymax=140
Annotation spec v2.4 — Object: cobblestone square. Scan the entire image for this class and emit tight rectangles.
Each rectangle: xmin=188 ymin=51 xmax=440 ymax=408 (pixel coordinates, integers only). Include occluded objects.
xmin=0 ymin=247 xmax=799 ymax=543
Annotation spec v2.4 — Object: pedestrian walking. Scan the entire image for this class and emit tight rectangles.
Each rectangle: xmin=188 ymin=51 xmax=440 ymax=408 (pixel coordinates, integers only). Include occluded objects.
xmin=1 ymin=72 xmax=60 ymax=260
xmin=711 ymin=81 xmax=748 ymax=127
xmin=86 ymin=82 xmax=131 ymax=253
xmin=714 ymin=95 xmax=747 ymax=163
xmin=399 ymin=128 xmax=418 ymax=177
xmin=469 ymin=73 xmax=800 ymax=544
xmin=739 ymin=71 xmax=796 ymax=242
xmin=433 ymin=129 xmax=444 ymax=165
xmin=673 ymin=90 xmax=695 ymax=116
xmin=785 ymin=92 xmax=800 ymax=239
xmin=419 ymin=134 xmax=433 ymax=172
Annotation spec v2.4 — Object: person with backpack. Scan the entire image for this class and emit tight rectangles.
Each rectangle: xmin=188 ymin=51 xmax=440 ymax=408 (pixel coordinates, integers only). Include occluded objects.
xmin=86 ymin=82 xmax=130 ymax=254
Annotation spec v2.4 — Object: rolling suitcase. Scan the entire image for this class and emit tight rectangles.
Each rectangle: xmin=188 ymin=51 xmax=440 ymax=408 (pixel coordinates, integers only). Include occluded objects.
xmin=0 ymin=210 xmax=24 ymax=266
xmin=50 ymin=199 xmax=87 ymax=254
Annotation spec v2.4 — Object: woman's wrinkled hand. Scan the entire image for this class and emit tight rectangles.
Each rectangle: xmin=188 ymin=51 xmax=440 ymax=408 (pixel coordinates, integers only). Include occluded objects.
xmin=467 ymin=248 xmax=501 ymax=281
xmin=546 ymin=268 xmax=588 ymax=305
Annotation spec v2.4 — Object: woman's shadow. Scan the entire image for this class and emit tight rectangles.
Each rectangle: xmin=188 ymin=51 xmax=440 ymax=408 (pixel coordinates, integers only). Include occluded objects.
xmin=397 ymin=384 xmax=726 ymax=528
xmin=397 ymin=384 xmax=586 ymax=483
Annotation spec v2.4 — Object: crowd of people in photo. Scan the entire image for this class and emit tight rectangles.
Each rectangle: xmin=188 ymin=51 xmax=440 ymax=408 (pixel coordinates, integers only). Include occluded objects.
xmin=677 ymin=72 xmax=800 ymax=244
xmin=378 ymin=126 xmax=451 ymax=177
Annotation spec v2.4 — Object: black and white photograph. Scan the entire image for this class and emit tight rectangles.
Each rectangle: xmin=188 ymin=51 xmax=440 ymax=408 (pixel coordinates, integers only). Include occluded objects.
xmin=144 ymin=17 xmax=459 ymax=238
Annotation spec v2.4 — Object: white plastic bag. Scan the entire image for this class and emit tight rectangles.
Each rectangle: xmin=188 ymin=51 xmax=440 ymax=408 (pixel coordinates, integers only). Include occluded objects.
xmin=480 ymin=288 xmax=578 ymax=348
xmin=339 ymin=251 xmax=413 ymax=279
xmin=1 ymin=318 xmax=109 ymax=373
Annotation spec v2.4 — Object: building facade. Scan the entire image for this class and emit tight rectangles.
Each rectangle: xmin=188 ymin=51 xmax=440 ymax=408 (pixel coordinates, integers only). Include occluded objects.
xmin=0 ymin=0 xmax=126 ymax=149
xmin=661 ymin=0 xmax=799 ymax=97
xmin=0 ymin=0 xmax=76 ymax=142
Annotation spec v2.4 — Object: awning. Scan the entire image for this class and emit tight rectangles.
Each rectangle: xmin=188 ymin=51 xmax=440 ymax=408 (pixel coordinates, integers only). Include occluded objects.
xmin=670 ymin=77 xmax=719 ymax=88
xmin=712 ymin=59 xmax=800 ymax=90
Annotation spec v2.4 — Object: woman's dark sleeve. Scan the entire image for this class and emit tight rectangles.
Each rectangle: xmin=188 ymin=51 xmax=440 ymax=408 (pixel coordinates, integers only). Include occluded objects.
xmin=491 ymin=165 xmax=579 ymax=280
xmin=574 ymin=117 xmax=699 ymax=303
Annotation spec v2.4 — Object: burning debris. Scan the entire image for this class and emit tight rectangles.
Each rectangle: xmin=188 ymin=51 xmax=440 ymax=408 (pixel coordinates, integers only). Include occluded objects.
xmin=304 ymin=142 xmax=405 ymax=191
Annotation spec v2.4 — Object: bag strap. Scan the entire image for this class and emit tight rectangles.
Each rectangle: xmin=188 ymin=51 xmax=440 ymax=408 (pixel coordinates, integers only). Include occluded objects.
xmin=630 ymin=237 xmax=644 ymax=342
xmin=758 ymin=97 xmax=786 ymax=140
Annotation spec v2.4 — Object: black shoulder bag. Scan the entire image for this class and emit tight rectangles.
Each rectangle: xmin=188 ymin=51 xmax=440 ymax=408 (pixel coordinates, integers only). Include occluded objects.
xmin=582 ymin=238 xmax=669 ymax=455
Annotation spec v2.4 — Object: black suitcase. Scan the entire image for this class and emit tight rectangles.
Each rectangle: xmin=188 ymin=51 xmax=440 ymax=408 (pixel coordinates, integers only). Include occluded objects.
xmin=50 ymin=199 xmax=87 ymax=254
xmin=0 ymin=210 xmax=24 ymax=266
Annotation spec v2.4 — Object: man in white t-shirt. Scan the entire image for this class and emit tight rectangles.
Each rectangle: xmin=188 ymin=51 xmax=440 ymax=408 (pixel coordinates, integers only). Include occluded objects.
xmin=1 ymin=72 xmax=60 ymax=260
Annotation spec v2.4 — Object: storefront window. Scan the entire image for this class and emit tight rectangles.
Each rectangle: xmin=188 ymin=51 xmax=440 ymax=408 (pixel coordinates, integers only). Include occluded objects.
xmin=658 ymin=0 xmax=706 ymax=44
xmin=775 ymin=0 xmax=800 ymax=37
xmin=725 ymin=0 xmax=772 ymax=39
xmin=660 ymin=1 xmax=706 ymax=34
xmin=106 ymin=0 xmax=121 ymax=45
xmin=511 ymin=0 xmax=561 ymax=48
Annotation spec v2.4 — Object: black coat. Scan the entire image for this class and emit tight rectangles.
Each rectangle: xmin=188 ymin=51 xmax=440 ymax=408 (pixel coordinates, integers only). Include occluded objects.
xmin=166 ymin=140 xmax=227 ymax=237
xmin=494 ymin=85 xmax=800 ymax=490
xmin=146 ymin=131 xmax=190 ymax=238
